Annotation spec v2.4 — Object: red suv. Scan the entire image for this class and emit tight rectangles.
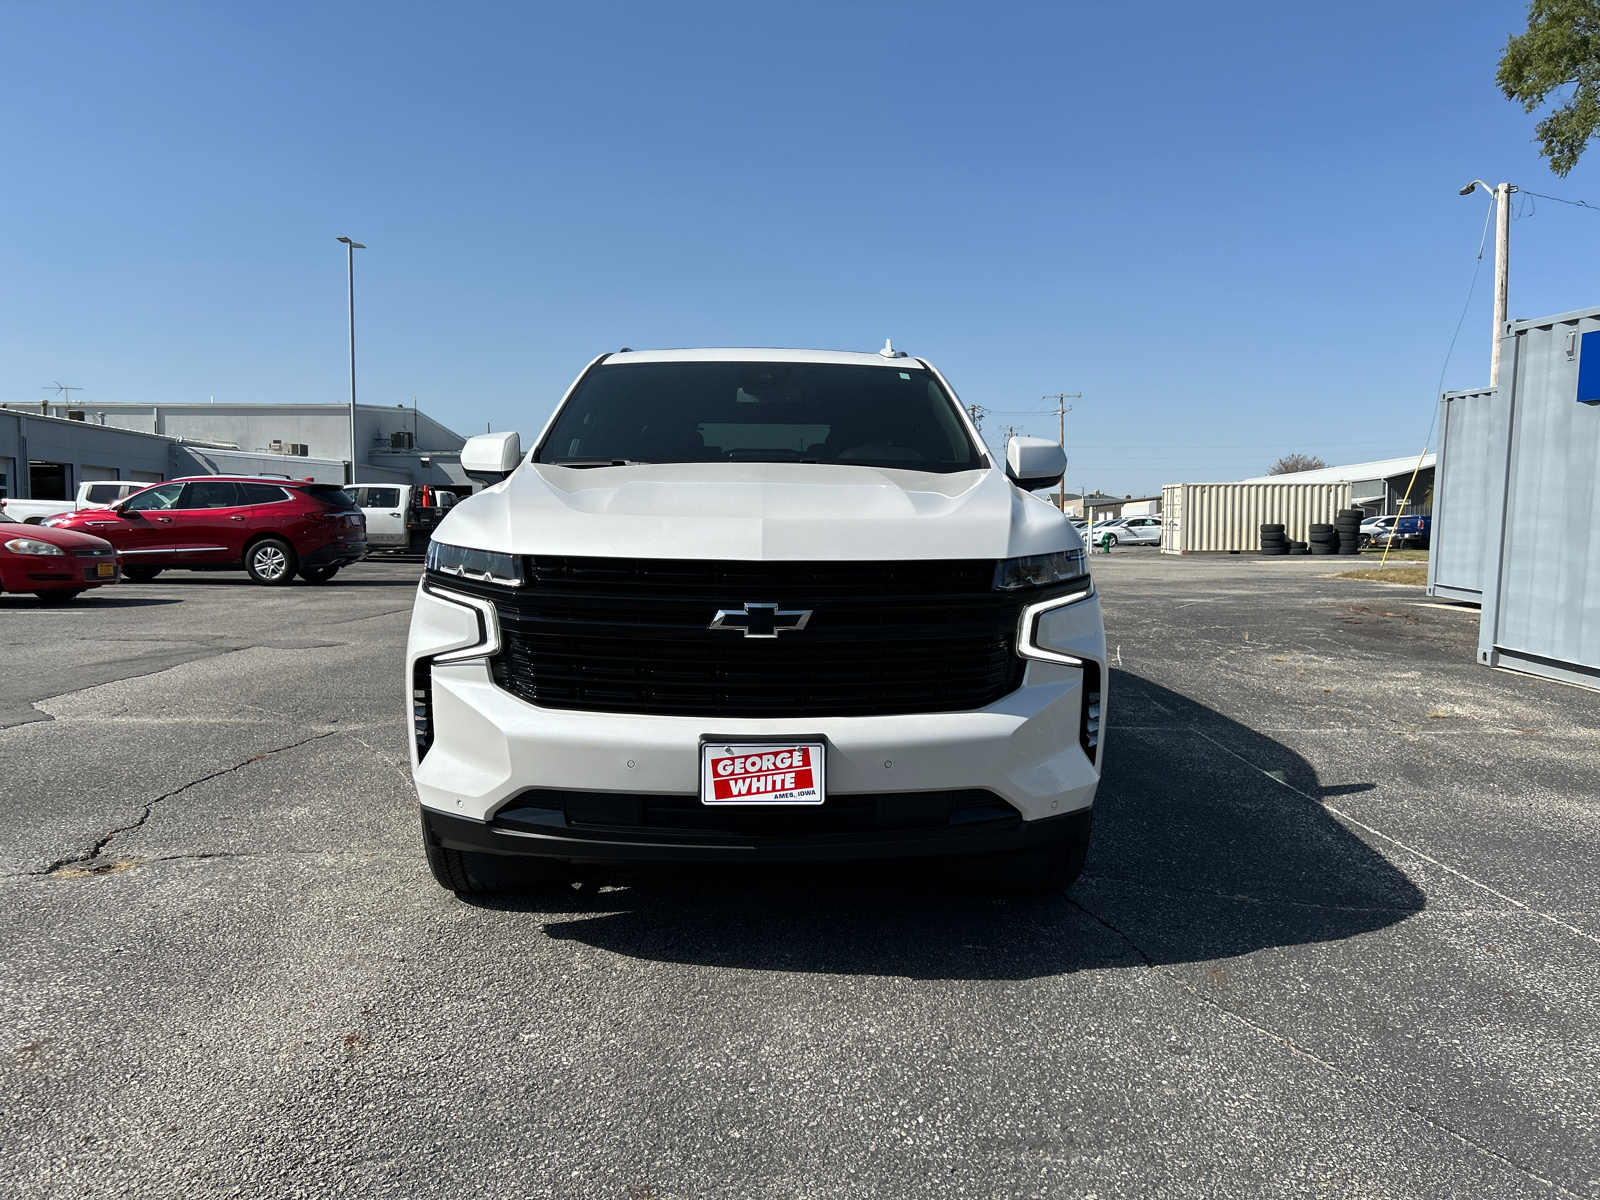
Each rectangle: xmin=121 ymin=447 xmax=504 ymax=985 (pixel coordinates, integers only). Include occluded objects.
xmin=45 ymin=476 xmax=368 ymax=585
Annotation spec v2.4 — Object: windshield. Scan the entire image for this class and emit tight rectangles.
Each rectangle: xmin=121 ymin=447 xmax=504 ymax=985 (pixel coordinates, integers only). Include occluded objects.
xmin=535 ymin=361 xmax=983 ymax=473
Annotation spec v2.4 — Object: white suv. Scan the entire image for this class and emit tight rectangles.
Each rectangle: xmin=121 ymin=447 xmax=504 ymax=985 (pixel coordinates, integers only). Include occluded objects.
xmin=407 ymin=347 xmax=1106 ymax=893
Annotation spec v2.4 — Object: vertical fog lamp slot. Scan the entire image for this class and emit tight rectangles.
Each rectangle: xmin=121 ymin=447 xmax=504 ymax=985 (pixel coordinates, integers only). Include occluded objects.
xmin=413 ymin=658 xmax=434 ymax=760
xmin=1079 ymin=658 xmax=1102 ymax=766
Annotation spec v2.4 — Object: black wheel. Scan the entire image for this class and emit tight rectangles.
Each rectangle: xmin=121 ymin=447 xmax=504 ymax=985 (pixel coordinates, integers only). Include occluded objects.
xmin=35 ymin=589 xmax=85 ymax=604
xmin=244 ymin=537 xmax=297 ymax=585
xmin=421 ymin=816 xmax=568 ymax=894
xmin=975 ymin=824 xmax=1093 ymax=893
xmin=1358 ymin=535 xmax=1373 ymax=549
xmin=300 ymin=565 xmax=340 ymax=584
xmin=123 ymin=566 xmax=163 ymax=583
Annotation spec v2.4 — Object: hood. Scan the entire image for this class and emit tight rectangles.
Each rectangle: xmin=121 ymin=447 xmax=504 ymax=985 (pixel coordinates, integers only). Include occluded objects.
xmin=1 ymin=522 xmax=115 ymax=552
xmin=434 ymin=462 xmax=1078 ymax=561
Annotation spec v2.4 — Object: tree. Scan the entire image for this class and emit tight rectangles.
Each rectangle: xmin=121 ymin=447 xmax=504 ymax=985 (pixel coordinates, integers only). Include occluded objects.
xmin=1268 ymin=454 xmax=1327 ymax=476
xmin=1498 ymin=0 xmax=1600 ymax=176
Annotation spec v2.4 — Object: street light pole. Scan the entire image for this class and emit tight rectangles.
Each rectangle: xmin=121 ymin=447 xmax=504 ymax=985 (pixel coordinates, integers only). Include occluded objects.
xmin=1459 ymin=181 xmax=1516 ymax=387
xmin=336 ymin=236 xmax=366 ymax=484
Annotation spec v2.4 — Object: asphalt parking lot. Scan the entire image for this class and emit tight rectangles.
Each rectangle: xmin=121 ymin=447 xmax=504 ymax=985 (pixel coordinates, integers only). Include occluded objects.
xmin=3 ymin=554 xmax=1598 ymax=1199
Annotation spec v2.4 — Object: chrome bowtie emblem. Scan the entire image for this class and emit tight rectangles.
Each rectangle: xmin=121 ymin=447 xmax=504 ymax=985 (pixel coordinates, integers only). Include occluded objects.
xmin=709 ymin=603 xmax=812 ymax=638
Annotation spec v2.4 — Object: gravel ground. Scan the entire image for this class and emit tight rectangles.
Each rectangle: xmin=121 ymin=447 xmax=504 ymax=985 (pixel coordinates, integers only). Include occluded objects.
xmin=2 ymin=554 xmax=1597 ymax=1199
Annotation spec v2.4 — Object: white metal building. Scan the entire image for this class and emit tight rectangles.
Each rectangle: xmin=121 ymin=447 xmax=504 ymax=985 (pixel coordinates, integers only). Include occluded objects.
xmin=1239 ymin=454 xmax=1435 ymax=516
xmin=0 ymin=400 xmax=471 ymax=500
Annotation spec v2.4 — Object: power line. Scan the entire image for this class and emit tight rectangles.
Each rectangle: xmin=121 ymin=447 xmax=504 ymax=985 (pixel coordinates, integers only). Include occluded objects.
xmin=1519 ymin=188 xmax=1600 ymax=213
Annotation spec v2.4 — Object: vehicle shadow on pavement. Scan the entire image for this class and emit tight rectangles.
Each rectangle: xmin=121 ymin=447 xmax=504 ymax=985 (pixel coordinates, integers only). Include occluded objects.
xmin=474 ymin=669 xmax=1424 ymax=980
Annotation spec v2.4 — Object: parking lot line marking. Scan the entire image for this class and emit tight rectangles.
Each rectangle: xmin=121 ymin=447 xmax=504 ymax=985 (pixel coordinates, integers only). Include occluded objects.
xmin=1190 ymin=727 xmax=1600 ymax=950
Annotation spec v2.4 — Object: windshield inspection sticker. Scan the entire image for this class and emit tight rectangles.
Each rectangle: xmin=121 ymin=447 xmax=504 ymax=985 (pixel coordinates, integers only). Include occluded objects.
xmin=701 ymin=743 xmax=825 ymax=805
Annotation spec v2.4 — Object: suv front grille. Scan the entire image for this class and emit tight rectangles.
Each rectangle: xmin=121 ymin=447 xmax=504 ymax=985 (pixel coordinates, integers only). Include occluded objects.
xmin=452 ymin=556 xmax=1035 ymax=718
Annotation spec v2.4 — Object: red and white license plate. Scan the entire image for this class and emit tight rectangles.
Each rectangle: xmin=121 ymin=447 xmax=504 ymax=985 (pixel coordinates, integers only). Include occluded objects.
xmin=700 ymin=742 xmax=825 ymax=806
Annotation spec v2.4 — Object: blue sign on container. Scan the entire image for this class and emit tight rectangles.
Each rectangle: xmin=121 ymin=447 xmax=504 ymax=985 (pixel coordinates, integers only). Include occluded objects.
xmin=1578 ymin=330 xmax=1600 ymax=404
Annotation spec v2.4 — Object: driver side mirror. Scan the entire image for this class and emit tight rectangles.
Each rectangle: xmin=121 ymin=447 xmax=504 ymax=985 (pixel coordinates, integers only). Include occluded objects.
xmin=461 ymin=431 xmax=522 ymax=485
xmin=1005 ymin=437 xmax=1066 ymax=492
xmin=115 ymin=504 xmax=140 ymax=518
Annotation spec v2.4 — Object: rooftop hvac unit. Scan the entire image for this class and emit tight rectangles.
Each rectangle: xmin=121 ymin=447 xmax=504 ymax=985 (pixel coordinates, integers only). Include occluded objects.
xmin=269 ymin=439 xmax=284 ymax=453
xmin=291 ymin=443 xmax=308 ymax=456
xmin=67 ymin=410 xmax=86 ymax=421
xmin=391 ymin=430 xmax=414 ymax=450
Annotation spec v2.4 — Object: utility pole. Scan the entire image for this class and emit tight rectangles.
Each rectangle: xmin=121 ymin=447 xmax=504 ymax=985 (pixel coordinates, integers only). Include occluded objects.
xmin=336 ymin=236 xmax=366 ymax=484
xmin=1041 ymin=392 xmax=1080 ymax=510
xmin=966 ymin=403 xmax=988 ymax=435
xmin=1459 ymin=180 xmax=1517 ymax=387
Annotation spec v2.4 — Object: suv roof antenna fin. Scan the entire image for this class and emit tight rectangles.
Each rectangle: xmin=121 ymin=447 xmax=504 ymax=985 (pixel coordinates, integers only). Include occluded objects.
xmin=879 ymin=338 xmax=908 ymax=359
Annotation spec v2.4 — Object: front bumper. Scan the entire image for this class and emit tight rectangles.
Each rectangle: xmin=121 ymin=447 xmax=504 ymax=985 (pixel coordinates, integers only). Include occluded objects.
xmin=407 ymin=578 xmax=1107 ymax=862
xmin=424 ymin=801 xmax=1093 ymax=865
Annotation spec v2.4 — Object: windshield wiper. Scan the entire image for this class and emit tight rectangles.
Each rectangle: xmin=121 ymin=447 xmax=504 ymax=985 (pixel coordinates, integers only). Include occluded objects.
xmin=547 ymin=458 xmax=637 ymax=468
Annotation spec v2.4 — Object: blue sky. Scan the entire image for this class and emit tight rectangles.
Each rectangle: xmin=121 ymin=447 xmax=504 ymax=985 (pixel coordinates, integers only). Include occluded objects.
xmin=3 ymin=0 xmax=1597 ymax=495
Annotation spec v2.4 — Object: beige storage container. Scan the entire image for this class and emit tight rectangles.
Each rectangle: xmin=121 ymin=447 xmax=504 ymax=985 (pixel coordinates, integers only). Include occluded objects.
xmin=1160 ymin=482 xmax=1352 ymax=554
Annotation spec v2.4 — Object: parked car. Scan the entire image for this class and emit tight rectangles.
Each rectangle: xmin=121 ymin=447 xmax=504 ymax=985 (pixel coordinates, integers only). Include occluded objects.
xmin=1359 ymin=514 xmax=1430 ymax=549
xmin=0 ymin=510 xmax=120 ymax=602
xmin=348 ymin=484 xmax=460 ymax=552
xmin=1087 ymin=517 xmax=1157 ymax=547
xmin=410 ymin=346 xmax=1104 ymax=896
xmin=1 ymin=480 xmax=147 ymax=524
xmin=44 ymin=476 xmax=367 ymax=585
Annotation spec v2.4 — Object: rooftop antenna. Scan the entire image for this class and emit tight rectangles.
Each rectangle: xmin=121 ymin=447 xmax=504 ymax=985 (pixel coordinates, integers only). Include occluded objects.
xmin=42 ymin=381 xmax=81 ymax=414
xmin=878 ymin=338 xmax=908 ymax=359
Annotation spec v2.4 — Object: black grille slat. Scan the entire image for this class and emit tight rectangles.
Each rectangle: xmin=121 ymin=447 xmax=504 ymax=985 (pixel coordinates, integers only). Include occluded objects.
xmin=458 ymin=555 xmax=1031 ymax=718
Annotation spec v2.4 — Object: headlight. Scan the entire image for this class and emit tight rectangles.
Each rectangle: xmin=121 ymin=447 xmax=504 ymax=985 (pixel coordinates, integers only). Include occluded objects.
xmin=993 ymin=549 xmax=1087 ymax=591
xmin=426 ymin=540 xmax=523 ymax=588
xmin=5 ymin=538 xmax=67 ymax=556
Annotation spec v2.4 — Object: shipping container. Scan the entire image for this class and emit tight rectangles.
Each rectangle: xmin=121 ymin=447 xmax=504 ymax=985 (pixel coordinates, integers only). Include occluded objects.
xmin=1477 ymin=306 xmax=1600 ymax=689
xmin=1160 ymin=481 xmax=1351 ymax=554
xmin=1427 ymin=386 xmax=1503 ymax=603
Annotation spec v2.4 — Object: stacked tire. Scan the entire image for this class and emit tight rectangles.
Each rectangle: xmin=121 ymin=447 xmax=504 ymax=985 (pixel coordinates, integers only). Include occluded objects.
xmin=1260 ymin=524 xmax=1288 ymax=556
xmin=1335 ymin=508 xmax=1362 ymax=555
xmin=1308 ymin=523 xmax=1338 ymax=555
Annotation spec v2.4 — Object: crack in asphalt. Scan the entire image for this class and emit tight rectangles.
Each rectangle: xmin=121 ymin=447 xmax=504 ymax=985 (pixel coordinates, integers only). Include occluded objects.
xmin=1189 ymin=726 xmax=1600 ymax=949
xmin=6 ymin=730 xmax=340 ymax=879
xmin=1082 ymin=873 xmax=1422 ymax=915
xmin=1065 ymin=893 xmax=1582 ymax=1197
xmin=1161 ymin=969 xmax=1584 ymax=1197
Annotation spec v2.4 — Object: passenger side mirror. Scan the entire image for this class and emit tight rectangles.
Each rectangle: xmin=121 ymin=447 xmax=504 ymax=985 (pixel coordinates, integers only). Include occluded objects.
xmin=461 ymin=431 xmax=523 ymax=485
xmin=1005 ymin=437 xmax=1066 ymax=492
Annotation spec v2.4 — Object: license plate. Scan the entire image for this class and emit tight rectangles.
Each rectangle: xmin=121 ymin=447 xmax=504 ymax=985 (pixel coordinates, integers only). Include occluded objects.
xmin=96 ymin=563 xmax=114 ymax=577
xmin=701 ymin=742 xmax=825 ymax=806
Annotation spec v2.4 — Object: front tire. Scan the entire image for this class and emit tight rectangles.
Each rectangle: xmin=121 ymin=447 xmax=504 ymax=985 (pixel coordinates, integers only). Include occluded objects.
xmin=421 ymin=815 xmax=570 ymax=894
xmin=245 ymin=537 xmax=297 ymax=586
xmin=966 ymin=818 xmax=1093 ymax=893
